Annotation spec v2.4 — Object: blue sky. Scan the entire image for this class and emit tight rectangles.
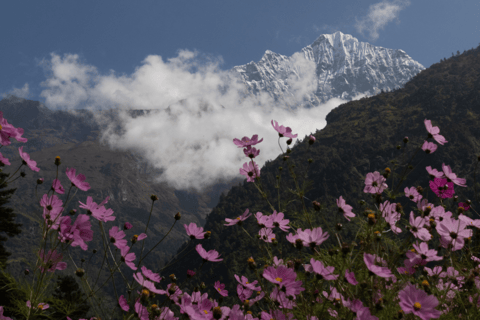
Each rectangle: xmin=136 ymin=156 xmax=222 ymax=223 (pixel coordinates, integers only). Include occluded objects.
xmin=1 ymin=0 xmax=479 ymax=191
xmin=1 ymin=0 xmax=478 ymax=101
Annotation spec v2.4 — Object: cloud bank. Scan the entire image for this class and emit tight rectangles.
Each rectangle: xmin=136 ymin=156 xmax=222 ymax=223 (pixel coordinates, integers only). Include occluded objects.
xmin=2 ymin=83 xmax=30 ymax=99
xmin=39 ymin=51 xmax=350 ymax=192
xmin=355 ymin=0 xmax=410 ymax=41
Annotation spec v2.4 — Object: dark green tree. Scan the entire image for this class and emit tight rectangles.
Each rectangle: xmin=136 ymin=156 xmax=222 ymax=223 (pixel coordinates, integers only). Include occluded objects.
xmin=0 ymin=165 xmax=25 ymax=318
xmin=0 ymin=166 xmax=22 ymax=269
xmin=44 ymin=275 xmax=91 ymax=320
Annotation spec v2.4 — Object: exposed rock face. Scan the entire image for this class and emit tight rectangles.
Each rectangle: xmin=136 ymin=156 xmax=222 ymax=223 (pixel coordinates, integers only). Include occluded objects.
xmin=233 ymin=31 xmax=425 ymax=106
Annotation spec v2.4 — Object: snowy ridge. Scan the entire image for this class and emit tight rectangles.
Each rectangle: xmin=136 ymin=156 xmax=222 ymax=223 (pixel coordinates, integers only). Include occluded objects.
xmin=233 ymin=31 xmax=425 ymax=107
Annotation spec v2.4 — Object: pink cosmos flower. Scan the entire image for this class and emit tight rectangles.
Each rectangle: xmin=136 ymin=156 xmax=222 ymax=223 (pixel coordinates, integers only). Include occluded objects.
xmin=442 ymin=163 xmax=467 ymax=187
xmin=58 ymin=214 xmax=93 ymax=250
xmin=109 ymin=226 xmax=128 ymax=249
xmin=259 ymin=227 xmax=276 ymax=243
xmin=18 ymin=146 xmax=40 ymax=172
xmin=26 ymin=301 xmax=49 ymax=311
xmin=385 ymin=210 xmax=402 ymax=234
xmin=40 ymin=194 xmax=64 ymax=230
xmin=133 ymin=272 xmax=165 ymax=294
xmin=66 ymin=167 xmax=90 ymax=191
xmin=336 ymin=196 xmax=355 ymax=221
xmin=421 ymin=141 xmax=437 ymax=154
xmin=458 ymin=214 xmax=480 ymax=229
xmin=141 ymin=265 xmax=162 ymax=283
xmin=398 ymin=284 xmax=441 ymax=320
xmin=0 ymin=306 xmax=12 ymax=320
xmin=120 ymin=246 xmax=137 ymax=270
xmin=345 ymin=269 xmax=358 ymax=285
xmin=458 ymin=202 xmax=470 ymax=211
xmin=424 ymin=119 xmax=447 ymax=145
xmin=436 ymin=217 xmax=472 ymax=251
xmin=134 ymin=299 xmax=149 ymax=320
xmin=364 ymin=253 xmax=393 ymax=278
xmin=0 ymin=112 xmax=27 ymax=145
xmin=364 ymin=171 xmax=388 ymax=194
xmin=426 ymin=166 xmax=444 ymax=179
xmin=271 ymin=120 xmax=298 ymax=139
xmin=243 ymin=145 xmax=260 ymax=159
xmin=234 ymin=274 xmax=261 ymax=291
xmin=225 ymin=208 xmax=252 ymax=226
xmin=51 ymin=178 xmax=65 ymax=194
xmin=409 ymin=212 xmax=432 ymax=241
xmin=429 ymin=178 xmax=454 ymax=199
xmin=255 ymin=211 xmax=274 ymax=228
xmin=118 ymin=295 xmax=129 ymax=312
xmin=296 ymin=227 xmax=329 ymax=248
xmin=184 ymin=222 xmax=206 ymax=239
xmin=39 ymin=249 xmax=67 ymax=273
xmin=262 ymin=265 xmax=297 ymax=289
xmin=214 ymin=281 xmax=229 ymax=297
xmin=424 ymin=266 xmax=443 ymax=278
xmin=405 ymin=186 xmax=422 ymax=202
xmin=195 ymin=244 xmax=223 ymax=262
xmin=124 ymin=222 xmax=133 ymax=230
xmin=407 ymin=242 xmax=442 ymax=265
xmin=309 ymin=258 xmax=338 ymax=280
xmin=270 ymin=210 xmax=290 ymax=231
xmin=233 ymin=134 xmax=263 ymax=148
xmin=0 ymin=152 xmax=10 ymax=166
xmin=239 ymin=161 xmax=260 ymax=182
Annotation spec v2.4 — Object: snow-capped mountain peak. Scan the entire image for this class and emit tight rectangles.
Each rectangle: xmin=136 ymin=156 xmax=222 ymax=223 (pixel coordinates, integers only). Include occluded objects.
xmin=233 ymin=31 xmax=425 ymax=107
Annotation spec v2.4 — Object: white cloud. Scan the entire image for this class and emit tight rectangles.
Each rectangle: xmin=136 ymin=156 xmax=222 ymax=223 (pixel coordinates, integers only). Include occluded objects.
xmin=2 ymin=83 xmax=30 ymax=99
xmin=355 ymin=0 xmax=410 ymax=41
xmin=39 ymin=51 xmax=348 ymax=192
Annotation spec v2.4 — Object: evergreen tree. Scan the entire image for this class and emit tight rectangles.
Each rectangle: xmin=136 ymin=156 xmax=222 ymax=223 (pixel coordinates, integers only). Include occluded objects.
xmin=45 ymin=275 xmax=91 ymax=320
xmin=0 ymin=165 xmax=25 ymax=318
xmin=0 ymin=166 xmax=22 ymax=269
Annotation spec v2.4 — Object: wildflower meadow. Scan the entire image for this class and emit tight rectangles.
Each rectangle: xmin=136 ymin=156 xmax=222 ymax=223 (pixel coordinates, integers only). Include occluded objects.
xmin=0 ymin=110 xmax=480 ymax=320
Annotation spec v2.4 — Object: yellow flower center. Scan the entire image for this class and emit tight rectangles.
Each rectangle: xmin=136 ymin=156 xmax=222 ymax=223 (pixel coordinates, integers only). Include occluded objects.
xmin=429 ymin=218 xmax=434 ymax=222
xmin=374 ymin=231 xmax=380 ymax=234
xmin=422 ymin=280 xmax=429 ymax=286
xmin=0 ymin=125 xmax=2 ymax=130
xmin=404 ymin=270 xmax=409 ymax=274
xmin=368 ymin=213 xmax=375 ymax=219
xmin=142 ymin=289 xmax=150 ymax=296
xmin=275 ymin=277 xmax=282 ymax=282
xmin=203 ymin=310 xmax=208 ymax=314
xmin=133 ymin=235 xmax=138 ymax=239
xmin=247 ymin=257 xmax=255 ymax=263
xmin=151 ymin=304 xmax=158 ymax=308
xmin=38 ymin=305 xmax=44 ymax=310
xmin=246 ymin=281 xmax=249 ymax=284
xmin=414 ymin=302 xmax=421 ymax=310
xmin=246 ymin=311 xmax=252 ymax=315
xmin=410 ymin=249 xmax=416 ymax=253
xmin=217 ymin=288 xmax=221 ymax=292
xmin=257 ymin=291 xmax=261 ymax=295
xmin=236 ymin=217 xmax=241 ymax=220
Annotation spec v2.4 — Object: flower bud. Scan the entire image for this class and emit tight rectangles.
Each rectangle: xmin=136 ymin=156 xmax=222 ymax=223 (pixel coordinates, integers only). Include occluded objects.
xmin=93 ymin=249 xmax=97 ymax=254
xmin=69 ymin=209 xmax=77 ymax=216
xmin=168 ymin=284 xmax=177 ymax=295
xmin=312 ymin=201 xmax=321 ymax=211
xmin=283 ymin=156 xmax=289 ymax=161
xmin=24 ymin=269 xmax=29 ymax=276
xmin=308 ymin=135 xmax=316 ymax=145
xmin=467 ymin=199 xmax=472 ymax=205
xmin=200 ymin=282 xmax=206 ymax=290
xmin=359 ymin=200 xmax=366 ymax=206
xmin=20 ymin=172 xmax=26 ymax=177
xmin=205 ymin=231 xmax=211 ymax=239
xmin=341 ymin=243 xmax=350 ymax=254
xmin=132 ymin=235 xmax=138 ymax=244
xmin=174 ymin=212 xmax=181 ymax=220
xmin=308 ymin=158 xmax=313 ymax=164
xmin=124 ymin=222 xmax=133 ymax=230
xmin=169 ymin=274 xmax=177 ymax=282
xmin=75 ymin=268 xmax=85 ymax=278
xmin=295 ymin=238 xmax=303 ymax=250
xmin=37 ymin=178 xmax=44 ymax=185
xmin=247 ymin=257 xmax=256 ymax=270
xmin=336 ymin=223 xmax=342 ymax=231
xmin=396 ymin=145 xmax=401 ymax=150
xmin=416 ymin=186 xmax=424 ymax=194
xmin=187 ymin=270 xmax=195 ymax=278
xmin=213 ymin=307 xmax=223 ymax=320
xmin=286 ymin=138 xmax=292 ymax=145
xmin=403 ymin=137 xmax=409 ymax=143
xmin=151 ymin=304 xmax=161 ymax=316
xmin=150 ymin=194 xmax=159 ymax=201
xmin=286 ymin=148 xmax=292 ymax=154
xmin=457 ymin=206 xmax=465 ymax=214
xmin=453 ymin=195 xmax=458 ymax=202
xmin=55 ymin=156 xmax=61 ymax=166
